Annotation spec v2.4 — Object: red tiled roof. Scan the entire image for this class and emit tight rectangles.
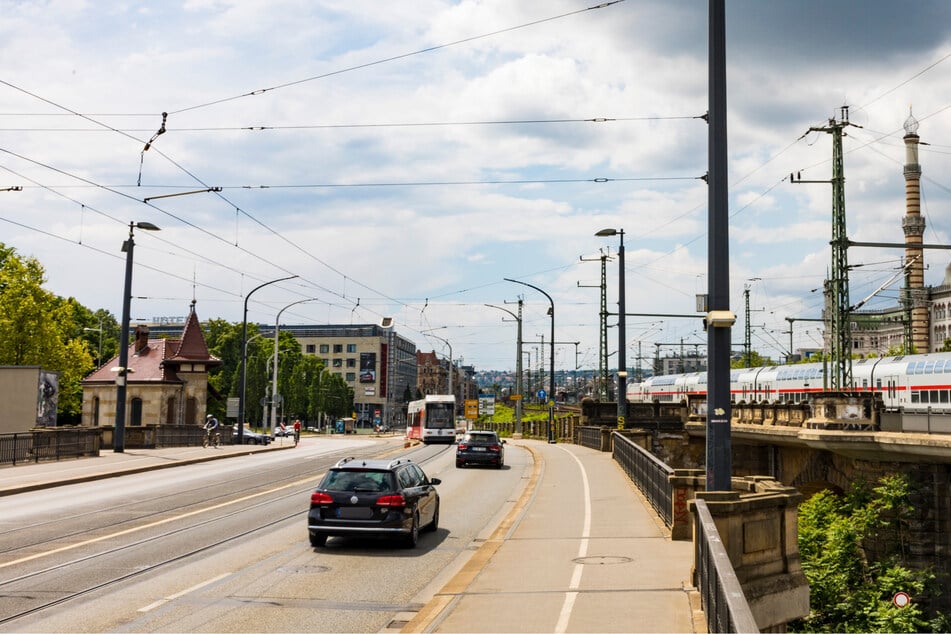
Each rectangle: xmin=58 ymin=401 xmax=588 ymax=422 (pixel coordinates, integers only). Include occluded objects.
xmin=82 ymin=306 xmax=220 ymax=384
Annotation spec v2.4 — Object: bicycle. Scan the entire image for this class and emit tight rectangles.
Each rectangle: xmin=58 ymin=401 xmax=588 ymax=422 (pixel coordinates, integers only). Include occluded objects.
xmin=202 ymin=429 xmax=221 ymax=448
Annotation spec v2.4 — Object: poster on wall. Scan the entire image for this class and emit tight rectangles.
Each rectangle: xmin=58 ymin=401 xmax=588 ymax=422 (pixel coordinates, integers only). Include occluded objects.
xmin=36 ymin=371 xmax=59 ymax=426
xmin=360 ymin=352 xmax=376 ymax=383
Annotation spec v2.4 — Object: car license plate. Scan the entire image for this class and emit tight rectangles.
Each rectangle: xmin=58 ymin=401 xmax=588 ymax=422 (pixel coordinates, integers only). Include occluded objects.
xmin=473 ymin=447 xmax=486 ymax=451
xmin=337 ymin=507 xmax=372 ymax=519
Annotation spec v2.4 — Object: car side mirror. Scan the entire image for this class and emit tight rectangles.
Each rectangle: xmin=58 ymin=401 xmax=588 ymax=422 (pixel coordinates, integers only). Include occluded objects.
xmin=430 ymin=478 xmax=441 ymax=486
xmin=501 ymin=439 xmax=506 ymax=444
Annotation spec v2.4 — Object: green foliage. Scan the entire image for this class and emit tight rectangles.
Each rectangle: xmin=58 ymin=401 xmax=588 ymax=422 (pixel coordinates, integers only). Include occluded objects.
xmin=0 ymin=244 xmax=97 ymax=421
xmin=791 ymin=473 xmax=945 ymax=632
xmin=730 ymin=350 xmax=775 ymax=368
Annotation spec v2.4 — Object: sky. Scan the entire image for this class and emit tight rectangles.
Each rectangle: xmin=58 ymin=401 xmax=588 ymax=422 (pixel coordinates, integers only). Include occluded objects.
xmin=1 ymin=0 xmax=950 ymax=375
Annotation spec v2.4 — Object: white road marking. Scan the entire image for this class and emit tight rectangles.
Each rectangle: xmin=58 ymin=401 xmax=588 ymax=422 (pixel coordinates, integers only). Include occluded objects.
xmin=554 ymin=446 xmax=591 ymax=633
xmin=138 ymin=572 xmax=232 ymax=612
xmin=0 ymin=476 xmax=317 ymax=570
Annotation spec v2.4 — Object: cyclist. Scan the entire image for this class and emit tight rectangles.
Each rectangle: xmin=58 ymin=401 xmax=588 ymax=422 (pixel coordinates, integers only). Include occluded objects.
xmin=203 ymin=414 xmax=221 ymax=448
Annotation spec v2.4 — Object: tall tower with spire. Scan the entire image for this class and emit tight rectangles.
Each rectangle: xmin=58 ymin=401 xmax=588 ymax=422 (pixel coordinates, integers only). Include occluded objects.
xmin=902 ymin=108 xmax=928 ymax=352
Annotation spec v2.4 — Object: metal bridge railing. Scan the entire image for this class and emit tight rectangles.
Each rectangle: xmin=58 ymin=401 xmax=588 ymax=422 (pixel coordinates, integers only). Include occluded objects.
xmin=611 ymin=431 xmax=674 ymax=527
xmin=693 ymin=499 xmax=760 ymax=634
xmin=0 ymin=429 xmax=101 ymax=466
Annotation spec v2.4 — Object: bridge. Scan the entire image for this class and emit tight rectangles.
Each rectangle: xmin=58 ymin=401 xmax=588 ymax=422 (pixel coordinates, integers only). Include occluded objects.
xmin=476 ymin=395 xmax=951 ymax=625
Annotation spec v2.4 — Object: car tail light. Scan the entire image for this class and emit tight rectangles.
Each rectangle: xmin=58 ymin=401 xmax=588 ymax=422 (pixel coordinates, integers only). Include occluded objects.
xmin=376 ymin=494 xmax=406 ymax=507
xmin=458 ymin=443 xmax=468 ymax=450
xmin=310 ymin=492 xmax=333 ymax=505
xmin=489 ymin=445 xmax=500 ymax=451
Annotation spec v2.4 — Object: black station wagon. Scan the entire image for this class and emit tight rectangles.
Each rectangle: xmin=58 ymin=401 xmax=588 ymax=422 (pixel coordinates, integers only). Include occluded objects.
xmin=307 ymin=457 xmax=440 ymax=548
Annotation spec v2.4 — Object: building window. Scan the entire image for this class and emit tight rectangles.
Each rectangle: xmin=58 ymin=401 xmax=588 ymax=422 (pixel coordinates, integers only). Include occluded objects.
xmin=333 ymin=344 xmax=343 ymax=353
xmin=306 ymin=344 xmax=316 ymax=354
xmin=346 ymin=358 xmax=356 ymax=368
xmin=346 ymin=372 xmax=356 ymax=382
xmin=130 ymin=398 xmax=143 ymax=426
xmin=319 ymin=344 xmax=329 ymax=353
xmin=347 ymin=343 xmax=357 ymax=353
xmin=333 ymin=358 xmax=343 ymax=368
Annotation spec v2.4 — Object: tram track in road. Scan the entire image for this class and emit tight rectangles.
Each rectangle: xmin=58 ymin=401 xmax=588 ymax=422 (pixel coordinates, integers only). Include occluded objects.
xmin=0 ymin=439 xmax=453 ymax=629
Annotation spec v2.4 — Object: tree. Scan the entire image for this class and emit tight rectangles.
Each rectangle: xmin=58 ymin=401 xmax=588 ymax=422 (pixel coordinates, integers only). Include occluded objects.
xmin=0 ymin=244 xmax=95 ymax=422
xmin=792 ymin=474 xmax=948 ymax=632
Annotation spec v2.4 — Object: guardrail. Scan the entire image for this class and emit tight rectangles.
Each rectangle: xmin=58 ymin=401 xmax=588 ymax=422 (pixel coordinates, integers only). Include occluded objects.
xmin=0 ymin=428 xmax=101 ymax=466
xmin=611 ymin=431 xmax=674 ymax=527
xmin=692 ymin=499 xmax=760 ymax=634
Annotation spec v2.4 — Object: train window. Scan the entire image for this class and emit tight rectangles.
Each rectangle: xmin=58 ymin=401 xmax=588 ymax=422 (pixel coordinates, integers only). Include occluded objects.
xmin=931 ymin=390 xmax=940 ymax=403
xmin=942 ymin=391 xmax=950 ymax=404
xmin=911 ymin=391 xmax=920 ymax=404
xmin=876 ymin=379 xmax=882 ymax=390
xmin=925 ymin=361 xmax=936 ymax=374
xmin=935 ymin=360 xmax=946 ymax=373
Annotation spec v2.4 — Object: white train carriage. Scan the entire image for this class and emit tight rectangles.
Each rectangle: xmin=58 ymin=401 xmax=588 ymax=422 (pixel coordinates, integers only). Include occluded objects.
xmin=626 ymin=351 xmax=951 ymax=415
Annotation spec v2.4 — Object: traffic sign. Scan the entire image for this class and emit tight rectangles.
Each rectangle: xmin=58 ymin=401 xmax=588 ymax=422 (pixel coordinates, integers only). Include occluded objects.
xmin=510 ymin=394 xmax=522 ymax=400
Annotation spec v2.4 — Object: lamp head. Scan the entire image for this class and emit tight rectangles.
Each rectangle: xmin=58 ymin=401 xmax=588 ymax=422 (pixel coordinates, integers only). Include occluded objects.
xmin=595 ymin=228 xmax=618 ymax=237
xmin=135 ymin=222 xmax=161 ymax=231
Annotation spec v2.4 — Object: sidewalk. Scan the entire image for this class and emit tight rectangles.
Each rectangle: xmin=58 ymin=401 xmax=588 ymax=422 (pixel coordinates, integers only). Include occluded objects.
xmin=400 ymin=439 xmax=703 ymax=633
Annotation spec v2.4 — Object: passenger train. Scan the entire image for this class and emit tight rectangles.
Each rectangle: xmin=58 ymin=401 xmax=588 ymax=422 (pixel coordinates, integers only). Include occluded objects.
xmin=626 ymin=351 xmax=951 ymax=414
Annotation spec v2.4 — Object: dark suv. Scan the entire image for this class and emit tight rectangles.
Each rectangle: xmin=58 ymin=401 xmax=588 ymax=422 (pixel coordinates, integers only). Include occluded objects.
xmin=455 ymin=431 xmax=505 ymax=469
xmin=307 ymin=457 xmax=441 ymax=548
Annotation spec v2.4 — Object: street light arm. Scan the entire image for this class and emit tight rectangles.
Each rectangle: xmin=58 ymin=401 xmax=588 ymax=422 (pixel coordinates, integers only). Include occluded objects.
xmin=505 ymin=277 xmax=555 ymax=443
xmin=238 ymin=274 xmax=298 ymax=439
xmin=271 ymin=297 xmax=321 ymax=434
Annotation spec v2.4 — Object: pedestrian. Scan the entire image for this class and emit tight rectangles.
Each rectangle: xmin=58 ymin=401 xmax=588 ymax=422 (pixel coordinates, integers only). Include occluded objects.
xmin=293 ymin=419 xmax=301 ymax=445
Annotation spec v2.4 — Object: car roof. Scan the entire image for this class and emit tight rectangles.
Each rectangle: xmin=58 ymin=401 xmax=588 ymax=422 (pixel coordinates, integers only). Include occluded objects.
xmin=331 ymin=457 xmax=415 ymax=471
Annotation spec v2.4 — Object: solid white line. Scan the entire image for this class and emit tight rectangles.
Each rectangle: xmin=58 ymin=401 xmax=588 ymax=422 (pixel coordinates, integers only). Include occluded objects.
xmin=554 ymin=446 xmax=591 ymax=633
xmin=138 ymin=572 xmax=232 ymax=612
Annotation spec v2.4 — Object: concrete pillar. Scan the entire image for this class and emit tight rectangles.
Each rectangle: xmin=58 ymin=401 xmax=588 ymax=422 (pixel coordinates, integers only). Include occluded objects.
xmin=692 ymin=477 xmax=810 ymax=632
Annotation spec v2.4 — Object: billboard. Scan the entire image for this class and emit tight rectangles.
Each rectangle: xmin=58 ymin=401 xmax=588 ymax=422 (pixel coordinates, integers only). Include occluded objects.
xmin=359 ymin=352 xmax=376 ymax=383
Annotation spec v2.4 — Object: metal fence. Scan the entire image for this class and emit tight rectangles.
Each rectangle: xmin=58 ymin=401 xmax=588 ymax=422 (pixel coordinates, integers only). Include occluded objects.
xmin=611 ymin=431 xmax=674 ymax=527
xmin=0 ymin=429 xmax=101 ymax=466
xmin=693 ymin=499 xmax=760 ymax=634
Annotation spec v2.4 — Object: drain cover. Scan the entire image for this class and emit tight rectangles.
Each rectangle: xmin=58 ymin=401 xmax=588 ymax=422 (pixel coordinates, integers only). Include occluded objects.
xmin=572 ymin=555 xmax=633 ymax=565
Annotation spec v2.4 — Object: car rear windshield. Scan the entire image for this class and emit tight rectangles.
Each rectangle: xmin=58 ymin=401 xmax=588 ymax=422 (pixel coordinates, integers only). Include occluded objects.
xmin=464 ymin=433 xmax=498 ymax=444
xmin=322 ymin=469 xmax=393 ymax=492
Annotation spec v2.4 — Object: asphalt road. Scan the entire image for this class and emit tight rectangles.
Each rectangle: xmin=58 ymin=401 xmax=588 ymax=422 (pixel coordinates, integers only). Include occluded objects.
xmin=0 ymin=436 xmax=532 ymax=633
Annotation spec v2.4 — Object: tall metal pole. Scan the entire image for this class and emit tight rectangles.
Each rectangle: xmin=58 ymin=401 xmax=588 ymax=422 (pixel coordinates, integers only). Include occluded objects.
xmin=238 ymin=275 xmax=297 ymax=440
xmin=270 ymin=298 xmax=320 ymax=436
xmin=114 ymin=221 xmax=160 ymax=453
xmin=486 ymin=301 xmax=523 ymax=437
xmin=505 ymin=278 xmax=555 ymax=443
xmin=617 ymin=231 xmax=626 ymax=429
xmin=706 ymin=0 xmax=733 ymax=490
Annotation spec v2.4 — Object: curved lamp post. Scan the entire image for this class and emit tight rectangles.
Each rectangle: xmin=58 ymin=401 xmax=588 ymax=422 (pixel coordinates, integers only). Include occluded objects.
xmin=270 ymin=297 xmax=320 ymax=435
xmin=504 ymin=278 xmax=555 ymax=443
xmin=422 ymin=327 xmax=453 ymax=399
xmin=114 ymin=221 xmax=160 ymax=453
xmin=596 ymin=228 xmax=626 ymax=430
xmin=485 ymin=302 xmax=523 ymax=437
xmin=238 ymin=275 xmax=297 ymax=440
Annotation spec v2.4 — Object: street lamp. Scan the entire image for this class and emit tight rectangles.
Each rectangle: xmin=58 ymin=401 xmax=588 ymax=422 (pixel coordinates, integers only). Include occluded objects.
xmin=422 ymin=327 xmax=453 ymax=399
xmin=596 ymin=228 xmax=626 ymax=430
xmin=114 ymin=221 xmax=160 ymax=453
xmin=238 ymin=275 xmax=298 ymax=440
xmin=270 ymin=298 xmax=320 ymax=436
xmin=84 ymin=318 xmax=104 ymax=368
xmin=504 ymin=278 xmax=555 ymax=443
xmin=486 ymin=301 xmax=523 ymax=437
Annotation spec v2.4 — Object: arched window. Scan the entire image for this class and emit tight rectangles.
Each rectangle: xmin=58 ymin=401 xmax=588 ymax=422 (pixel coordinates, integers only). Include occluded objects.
xmin=186 ymin=397 xmax=197 ymax=425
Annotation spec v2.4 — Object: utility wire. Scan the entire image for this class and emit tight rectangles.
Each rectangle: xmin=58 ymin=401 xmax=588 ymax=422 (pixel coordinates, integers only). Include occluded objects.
xmin=167 ymin=1 xmax=626 ymax=115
